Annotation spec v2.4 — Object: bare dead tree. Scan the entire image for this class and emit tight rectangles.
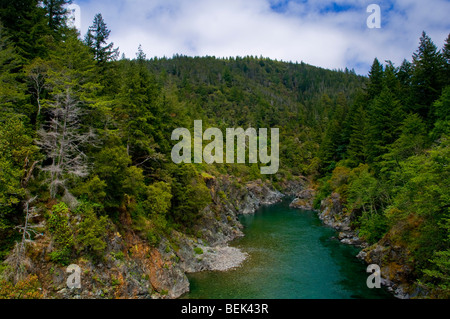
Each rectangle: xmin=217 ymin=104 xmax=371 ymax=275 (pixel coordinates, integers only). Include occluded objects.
xmin=37 ymin=88 xmax=95 ymax=198
xmin=15 ymin=196 xmax=41 ymax=255
xmin=5 ymin=196 xmax=41 ymax=284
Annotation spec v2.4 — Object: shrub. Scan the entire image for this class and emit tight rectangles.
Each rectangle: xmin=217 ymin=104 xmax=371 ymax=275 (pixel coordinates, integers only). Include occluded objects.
xmin=75 ymin=203 xmax=109 ymax=257
xmin=47 ymin=202 xmax=74 ymax=265
xmin=357 ymin=211 xmax=388 ymax=244
xmin=0 ymin=275 xmax=43 ymax=299
xmin=194 ymin=247 xmax=203 ymax=255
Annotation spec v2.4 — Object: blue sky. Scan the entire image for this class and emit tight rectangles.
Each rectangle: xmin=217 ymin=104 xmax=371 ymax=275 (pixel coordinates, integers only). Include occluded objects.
xmin=74 ymin=0 xmax=450 ymax=75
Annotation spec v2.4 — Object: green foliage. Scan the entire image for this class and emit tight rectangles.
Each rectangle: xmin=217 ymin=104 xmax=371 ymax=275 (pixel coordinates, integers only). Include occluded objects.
xmin=366 ymin=87 xmax=404 ymax=164
xmin=421 ymin=248 xmax=450 ymax=299
xmin=0 ymin=6 xmax=448 ymax=298
xmin=431 ymin=86 xmax=450 ymax=139
xmin=72 ymin=175 xmax=107 ymax=205
xmin=411 ymin=31 xmax=446 ymax=123
xmin=346 ymin=164 xmax=383 ymax=214
xmin=47 ymin=202 xmax=74 ymax=265
xmin=357 ymin=211 xmax=388 ymax=245
xmin=385 ymin=138 xmax=449 ymax=269
xmin=93 ymin=145 xmax=131 ymax=207
xmin=42 ymin=0 xmax=72 ymax=32
xmin=75 ymin=202 xmax=109 ymax=257
xmin=0 ymin=0 xmax=50 ymax=60
xmin=84 ymin=13 xmax=119 ymax=65
xmin=170 ymin=164 xmax=212 ymax=228
xmin=194 ymin=247 xmax=203 ymax=255
xmin=143 ymin=182 xmax=172 ymax=217
xmin=346 ymin=103 xmax=369 ymax=166
xmin=0 ymin=274 xmax=43 ymax=299
xmin=122 ymin=166 xmax=146 ymax=198
xmin=0 ymin=115 xmax=39 ymax=257
xmin=325 ymin=164 xmax=389 ymax=243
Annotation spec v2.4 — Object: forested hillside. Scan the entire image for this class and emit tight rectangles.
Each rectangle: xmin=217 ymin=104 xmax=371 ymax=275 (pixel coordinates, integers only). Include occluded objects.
xmin=0 ymin=0 xmax=448 ymax=299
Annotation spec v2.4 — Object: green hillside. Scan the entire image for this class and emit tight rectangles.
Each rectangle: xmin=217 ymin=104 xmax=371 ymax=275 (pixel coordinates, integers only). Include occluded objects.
xmin=0 ymin=1 xmax=448 ymax=299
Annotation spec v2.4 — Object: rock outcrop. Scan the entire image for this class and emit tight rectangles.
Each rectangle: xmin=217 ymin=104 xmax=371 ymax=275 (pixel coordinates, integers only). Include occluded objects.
xmin=317 ymin=192 xmax=365 ymax=247
xmin=317 ymin=191 xmax=420 ymax=299
xmin=356 ymin=236 xmax=420 ymax=299
xmin=289 ymin=188 xmax=316 ymax=211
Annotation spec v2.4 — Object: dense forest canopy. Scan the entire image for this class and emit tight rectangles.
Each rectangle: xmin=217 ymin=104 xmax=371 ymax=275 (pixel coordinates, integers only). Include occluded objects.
xmin=0 ymin=0 xmax=448 ymax=299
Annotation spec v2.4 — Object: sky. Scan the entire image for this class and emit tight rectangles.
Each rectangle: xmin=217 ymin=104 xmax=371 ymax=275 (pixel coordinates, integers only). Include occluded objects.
xmin=73 ymin=0 xmax=450 ymax=75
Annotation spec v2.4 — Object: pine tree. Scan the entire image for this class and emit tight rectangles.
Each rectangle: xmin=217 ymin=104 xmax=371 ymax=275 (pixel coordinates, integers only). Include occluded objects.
xmin=42 ymin=0 xmax=72 ymax=32
xmin=397 ymin=59 xmax=413 ymax=107
xmin=367 ymin=58 xmax=384 ymax=98
xmin=0 ymin=0 xmax=50 ymax=60
xmin=443 ymin=33 xmax=450 ymax=87
xmin=411 ymin=31 xmax=446 ymax=123
xmin=84 ymin=13 xmax=119 ymax=65
xmin=0 ymin=23 xmax=28 ymax=113
xmin=431 ymin=86 xmax=450 ymax=139
xmin=115 ymin=60 xmax=162 ymax=168
xmin=366 ymin=86 xmax=404 ymax=164
xmin=136 ymin=44 xmax=147 ymax=62
xmin=346 ymin=104 xmax=369 ymax=166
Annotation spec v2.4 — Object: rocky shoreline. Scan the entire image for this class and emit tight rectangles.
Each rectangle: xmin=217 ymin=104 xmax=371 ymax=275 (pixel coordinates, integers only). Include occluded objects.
xmin=293 ymin=189 xmax=415 ymax=299
xmin=27 ymin=175 xmax=415 ymax=299
xmin=156 ymin=177 xmax=286 ymax=298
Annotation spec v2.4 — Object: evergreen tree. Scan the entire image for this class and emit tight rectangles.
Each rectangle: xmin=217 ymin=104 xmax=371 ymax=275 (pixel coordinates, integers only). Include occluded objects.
xmin=380 ymin=113 xmax=427 ymax=178
xmin=42 ymin=0 xmax=72 ymax=32
xmin=431 ymin=86 xmax=450 ymax=139
xmin=84 ymin=13 xmax=119 ymax=65
xmin=0 ymin=0 xmax=50 ymax=60
xmin=0 ymin=23 xmax=28 ymax=114
xmin=115 ymin=60 xmax=162 ymax=169
xmin=136 ymin=44 xmax=147 ymax=62
xmin=366 ymin=87 xmax=404 ymax=164
xmin=37 ymin=31 xmax=98 ymax=198
xmin=346 ymin=104 xmax=369 ymax=166
xmin=318 ymin=93 xmax=348 ymax=171
xmin=443 ymin=33 xmax=450 ymax=86
xmin=367 ymin=58 xmax=384 ymax=98
xmin=397 ymin=59 xmax=413 ymax=107
xmin=411 ymin=31 xmax=446 ymax=123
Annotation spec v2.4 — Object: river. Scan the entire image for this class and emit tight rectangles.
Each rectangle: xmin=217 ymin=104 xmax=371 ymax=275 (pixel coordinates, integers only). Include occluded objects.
xmin=183 ymin=199 xmax=392 ymax=299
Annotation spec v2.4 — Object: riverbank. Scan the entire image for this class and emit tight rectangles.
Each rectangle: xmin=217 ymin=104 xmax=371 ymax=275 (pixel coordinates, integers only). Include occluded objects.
xmin=311 ymin=190 xmax=418 ymax=299
xmin=152 ymin=176 xmax=288 ymax=298
xmin=183 ymin=198 xmax=392 ymax=299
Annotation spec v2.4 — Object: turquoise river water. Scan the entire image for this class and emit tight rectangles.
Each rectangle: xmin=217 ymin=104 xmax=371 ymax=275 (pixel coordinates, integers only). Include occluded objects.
xmin=183 ymin=199 xmax=392 ymax=299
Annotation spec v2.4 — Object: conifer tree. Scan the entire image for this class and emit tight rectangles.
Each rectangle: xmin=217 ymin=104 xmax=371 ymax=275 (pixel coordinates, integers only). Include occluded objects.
xmin=0 ymin=0 xmax=49 ymax=60
xmin=367 ymin=58 xmax=384 ymax=98
xmin=115 ymin=59 xmax=162 ymax=168
xmin=0 ymin=23 xmax=28 ymax=113
xmin=366 ymin=86 xmax=404 ymax=164
xmin=411 ymin=31 xmax=445 ymax=122
xmin=84 ymin=13 xmax=119 ymax=65
xmin=346 ymin=104 xmax=369 ymax=166
xmin=42 ymin=0 xmax=72 ymax=32
xmin=443 ymin=33 xmax=450 ymax=86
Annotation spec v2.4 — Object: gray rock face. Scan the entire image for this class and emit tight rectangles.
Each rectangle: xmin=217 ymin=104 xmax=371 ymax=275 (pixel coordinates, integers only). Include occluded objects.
xmin=357 ymin=240 xmax=417 ymax=299
xmin=316 ymin=192 xmax=367 ymax=247
xmin=239 ymin=181 xmax=284 ymax=215
xmin=318 ymin=192 xmax=417 ymax=299
xmin=289 ymin=188 xmax=316 ymax=211
xmin=152 ymin=177 xmax=286 ymax=299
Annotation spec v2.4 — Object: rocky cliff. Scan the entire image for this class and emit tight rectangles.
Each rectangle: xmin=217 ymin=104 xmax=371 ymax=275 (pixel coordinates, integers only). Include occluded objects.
xmin=20 ymin=176 xmax=286 ymax=299
xmin=316 ymin=192 xmax=421 ymax=299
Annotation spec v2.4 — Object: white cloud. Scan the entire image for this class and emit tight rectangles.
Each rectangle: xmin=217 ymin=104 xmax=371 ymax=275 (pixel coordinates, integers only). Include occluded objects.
xmin=75 ymin=0 xmax=450 ymax=75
